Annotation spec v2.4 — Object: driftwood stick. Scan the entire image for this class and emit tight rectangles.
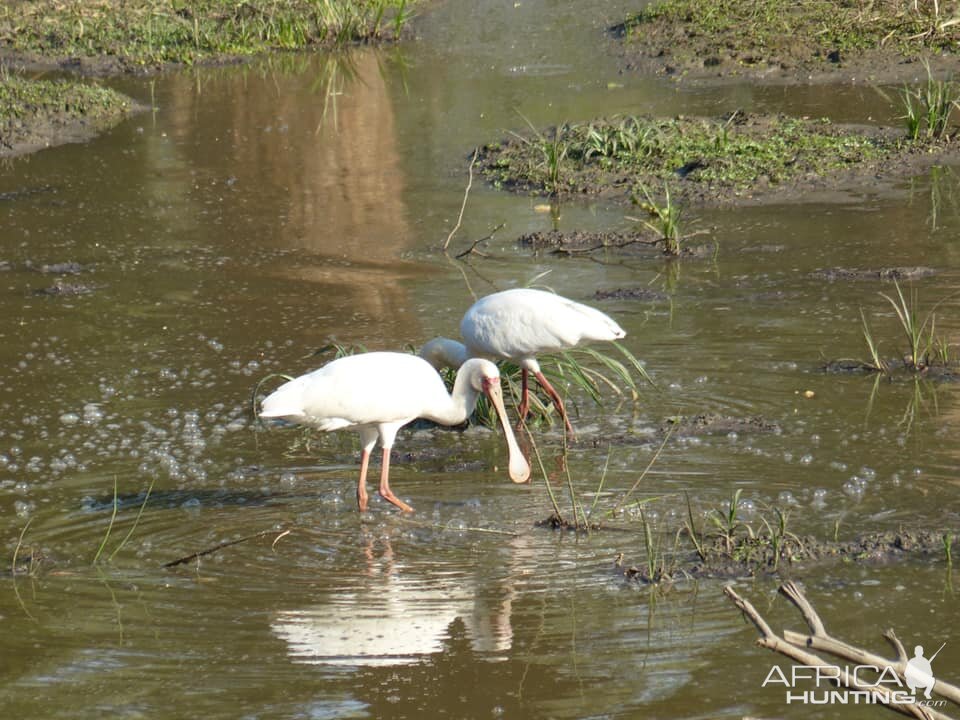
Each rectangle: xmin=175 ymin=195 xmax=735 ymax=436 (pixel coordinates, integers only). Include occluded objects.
xmin=779 ymin=580 xmax=827 ymax=636
xmin=887 ymin=629 xmax=911 ymax=665
xmin=454 ymin=222 xmax=505 ymax=259
xmin=443 ymin=147 xmax=479 ymax=252
xmin=725 ymin=585 xmax=954 ymax=720
xmin=163 ymin=528 xmax=287 ymax=568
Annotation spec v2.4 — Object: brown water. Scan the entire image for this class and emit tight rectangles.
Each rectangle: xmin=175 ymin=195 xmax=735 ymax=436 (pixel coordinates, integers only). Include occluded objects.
xmin=2 ymin=2 xmax=959 ymax=718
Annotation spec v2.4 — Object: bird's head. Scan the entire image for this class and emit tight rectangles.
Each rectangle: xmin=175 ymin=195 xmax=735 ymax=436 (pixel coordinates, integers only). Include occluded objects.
xmin=419 ymin=337 xmax=469 ymax=371
xmin=462 ymin=359 xmax=530 ymax=484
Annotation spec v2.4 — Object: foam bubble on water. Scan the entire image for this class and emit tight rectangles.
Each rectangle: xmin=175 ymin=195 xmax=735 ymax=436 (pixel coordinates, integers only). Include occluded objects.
xmin=83 ymin=403 xmax=105 ymax=425
xmin=842 ymin=478 xmax=865 ymax=498
xmin=778 ymin=491 xmax=799 ymax=506
xmin=800 ymin=454 xmax=814 ymax=464
xmin=226 ymin=419 xmax=246 ymax=432
xmin=60 ymin=412 xmax=81 ymax=425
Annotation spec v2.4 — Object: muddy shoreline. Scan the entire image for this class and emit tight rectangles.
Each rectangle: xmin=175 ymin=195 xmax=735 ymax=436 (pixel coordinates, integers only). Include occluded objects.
xmin=614 ymin=1 xmax=960 ymax=86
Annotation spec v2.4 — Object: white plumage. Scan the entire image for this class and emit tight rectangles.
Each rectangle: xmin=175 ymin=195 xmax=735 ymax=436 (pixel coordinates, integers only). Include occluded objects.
xmin=260 ymin=352 xmax=530 ymax=512
xmin=420 ymin=288 xmax=626 ymax=437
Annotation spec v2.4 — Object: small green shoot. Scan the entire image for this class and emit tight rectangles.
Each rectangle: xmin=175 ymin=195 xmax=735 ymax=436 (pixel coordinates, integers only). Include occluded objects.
xmin=709 ymin=488 xmax=745 ymax=556
xmin=899 ymin=60 xmax=960 ymax=140
xmin=881 ymin=280 xmax=935 ymax=370
xmin=860 ymin=307 xmax=889 ymax=373
xmin=93 ymin=477 xmax=155 ymax=565
xmin=93 ymin=477 xmax=120 ymax=565
xmin=632 ymin=183 xmax=683 ymax=255
xmin=684 ymin=491 xmax=707 ymax=563
xmin=609 ymin=427 xmax=673 ymax=517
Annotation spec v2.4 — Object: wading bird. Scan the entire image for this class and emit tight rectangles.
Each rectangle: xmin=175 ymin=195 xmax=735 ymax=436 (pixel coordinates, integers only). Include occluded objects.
xmin=260 ymin=352 xmax=530 ymax=513
xmin=419 ymin=288 xmax=626 ymax=437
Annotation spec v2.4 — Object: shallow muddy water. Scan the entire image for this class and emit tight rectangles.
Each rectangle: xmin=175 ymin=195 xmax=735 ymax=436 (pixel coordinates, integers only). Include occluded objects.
xmin=2 ymin=2 xmax=959 ymax=718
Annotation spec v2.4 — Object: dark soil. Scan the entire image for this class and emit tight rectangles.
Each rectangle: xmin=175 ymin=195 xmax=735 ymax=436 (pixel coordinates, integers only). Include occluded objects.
xmin=0 ymin=75 xmax=143 ymax=158
xmin=594 ymin=287 xmax=669 ymax=302
xmin=613 ymin=2 xmax=960 ymax=86
xmin=822 ymin=357 xmax=960 ymax=381
xmin=518 ymin=229 xmax=716 ymax=258
xmin=661 ymin=413 xmax=782 ymax=437
xmin=810 ymin=266 xmax=938 ymax=281
xmin=616 ymin=527 xmax=960 ymax=584
xmin=31 ymin=279 xmax=98 ymax=297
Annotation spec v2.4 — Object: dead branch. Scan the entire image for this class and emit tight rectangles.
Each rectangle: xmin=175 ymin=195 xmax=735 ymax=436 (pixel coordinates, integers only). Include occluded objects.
xmin=163 ymin=528 xmax=289 ymax=568
xmin=454 ymin=222 xmax=505 ymax=259
xmin=725 ymin=584 xmax=957 ymax=720
xmin=443 ymin=147 xmax=479 ymax=251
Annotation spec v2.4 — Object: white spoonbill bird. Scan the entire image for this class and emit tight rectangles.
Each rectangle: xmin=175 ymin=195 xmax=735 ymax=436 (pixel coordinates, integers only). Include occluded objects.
xmin=420 ymin=288 xmax=626 ymax=437
xmin=260 ymin=352 xmax=530 ymax=513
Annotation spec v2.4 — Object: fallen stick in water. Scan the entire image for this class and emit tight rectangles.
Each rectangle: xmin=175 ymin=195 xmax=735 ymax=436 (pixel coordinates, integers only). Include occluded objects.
xmin=725 ymin=581 xmax=959 ymax=720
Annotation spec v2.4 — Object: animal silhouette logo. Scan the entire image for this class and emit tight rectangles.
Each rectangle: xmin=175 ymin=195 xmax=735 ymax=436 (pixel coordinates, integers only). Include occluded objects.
xmin=905 ymin=643 xmax=945 ymax=700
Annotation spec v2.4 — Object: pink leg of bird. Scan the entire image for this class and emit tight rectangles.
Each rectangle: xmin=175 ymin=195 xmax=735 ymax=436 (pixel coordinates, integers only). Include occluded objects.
xmin=378 ymin=448 xmax=414 ymax=513
xmin=534 ymin=370 xmax=576 ymax=440
xmin=357 ymin=448 xmax=371 ymax=511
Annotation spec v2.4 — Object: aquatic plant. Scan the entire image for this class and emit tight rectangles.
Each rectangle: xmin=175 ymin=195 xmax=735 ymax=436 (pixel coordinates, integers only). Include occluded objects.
xmin=469 ymin=341 xmax=649 ymax=432
xmin=509 ymin=114 xmax=571 ymax=195
xmin=480 ymin=113 xmax=894 ymax=205
xmin=899 ymin=61 xmax=960 ymax=140
xmin=859 ymin=307 xmax=890 ymax=373
xmin=93 ymin=476 xmax=155 ymax=564
xmin=638 ymin=508 xmax=682 ymax=584
xmin=683 ymin=492 xmax=708 ymax=562
xmin=708 ymin=487 xmax=747 ymax=556
xmin=631 ymin=183 xmax=683 ymax=255
xmin=882 ymin=280 xmax=938 ymax=370
xmin=855 ymin=282 xmax=956 ymax=374
xmin=577 ymin=115 xmax=652 ymax=162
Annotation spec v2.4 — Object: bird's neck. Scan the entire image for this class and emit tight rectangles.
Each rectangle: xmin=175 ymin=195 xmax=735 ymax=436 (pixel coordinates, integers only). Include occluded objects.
xmin=424 ymin=372 xmax=480 ymax=426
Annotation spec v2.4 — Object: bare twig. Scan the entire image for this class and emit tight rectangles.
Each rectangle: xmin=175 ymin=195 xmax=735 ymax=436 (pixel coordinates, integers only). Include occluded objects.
xmin=454 ymin=222 xmax=505 ymax=259
xmin=163 ymin=528 xmax=289 ymax=568
xmin=607 ymin=426 xmax=673 ymax=518
xmin=443 ymin=147 xmax=479 ymax=251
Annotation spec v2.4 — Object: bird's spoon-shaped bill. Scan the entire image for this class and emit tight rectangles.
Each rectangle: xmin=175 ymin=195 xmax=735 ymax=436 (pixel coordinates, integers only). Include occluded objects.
xmin=484 ymin=376 xmax=531 ymax=483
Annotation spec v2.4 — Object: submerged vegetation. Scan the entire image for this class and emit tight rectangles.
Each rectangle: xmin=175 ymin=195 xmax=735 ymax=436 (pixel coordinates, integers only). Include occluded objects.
xmin=0 ymin=0 xmax=415 ymax=72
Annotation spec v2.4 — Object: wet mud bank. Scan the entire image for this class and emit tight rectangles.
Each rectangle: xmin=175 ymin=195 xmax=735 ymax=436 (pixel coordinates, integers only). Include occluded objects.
xmin=613 ymin=0 xmax=960 ymax=85
xmin=0 ymin=74 xmax=142 ymax=158
xmin=477 ymin=113 xmax=960 ymax=207
xmin=614 ymin=527 xmax=960 ymax=584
